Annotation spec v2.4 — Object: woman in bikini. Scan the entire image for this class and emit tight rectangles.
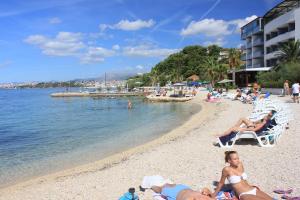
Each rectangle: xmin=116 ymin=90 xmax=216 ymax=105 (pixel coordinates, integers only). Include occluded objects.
xmin=211 ymin=151 xmax=272 ymax=200
xmin=216 ymin=111 xmax=274 ymax=138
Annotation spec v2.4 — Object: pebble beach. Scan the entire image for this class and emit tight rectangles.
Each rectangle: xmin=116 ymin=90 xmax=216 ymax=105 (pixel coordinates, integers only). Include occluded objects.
xmin=0 ymin=91 xmax=299 ymax=200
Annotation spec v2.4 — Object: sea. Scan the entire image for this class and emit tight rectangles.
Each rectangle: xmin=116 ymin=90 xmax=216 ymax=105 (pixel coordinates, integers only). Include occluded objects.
xmin=0 ymin=88 xmax=200 ymax=187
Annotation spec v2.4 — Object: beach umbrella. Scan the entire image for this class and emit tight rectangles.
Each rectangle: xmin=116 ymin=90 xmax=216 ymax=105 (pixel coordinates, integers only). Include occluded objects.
xmin=173 ymin=83 xmax=186 ymax=86
xmin=218 ymin=79 xmax=234 ymax=84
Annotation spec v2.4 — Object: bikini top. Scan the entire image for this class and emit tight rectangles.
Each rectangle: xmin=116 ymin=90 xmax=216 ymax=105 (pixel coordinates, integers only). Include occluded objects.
xmin=228 ymin=172 xmax=248 ymax=184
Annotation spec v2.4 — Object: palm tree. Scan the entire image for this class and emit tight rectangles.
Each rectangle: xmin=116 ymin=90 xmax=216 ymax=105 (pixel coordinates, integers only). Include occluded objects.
xmin=278 ymin=40 xmax=300 ymax=63
xmin=228 ymin=48 xmax=243 ymax=84
xmin=204 ymin=57 xmax=225 ymax=87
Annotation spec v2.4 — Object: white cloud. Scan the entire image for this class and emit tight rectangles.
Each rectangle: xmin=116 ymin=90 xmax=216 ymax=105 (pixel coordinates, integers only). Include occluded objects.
xmin=204 ymin=37 xmax=226 ymax=47
xmin=181 ymin=15 xmax=258 ymax=37
xmin=99 ymin=24 xmax=109 ymax=32
xmin=0 ymin=60 xmax=12 ymax=68
xmin=80 ymin=47 xmax=115 ymax=64
xmin=100 ymin=19 xmax=155 ymax=31
xmin=136 ymin=65 xmax=144 ymax=69
xmin=24 ymin=32 xmax=116 ymax=64
xmin=49 ymin=17 xmax=62 ymax=24
xmin=112 ymin=44 xmax=120 ymax=50
xmin=123 ymin=44 xmax=180 ymax=57
xmin=181 ymin=19 xmax=231 ymax=37
xmin=24 ymin=32 xmax=85 ymax=56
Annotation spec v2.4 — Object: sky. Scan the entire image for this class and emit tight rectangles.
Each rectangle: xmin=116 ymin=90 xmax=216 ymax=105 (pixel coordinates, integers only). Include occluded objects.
xmin=0 ymin=0 xmax=282 ymax=83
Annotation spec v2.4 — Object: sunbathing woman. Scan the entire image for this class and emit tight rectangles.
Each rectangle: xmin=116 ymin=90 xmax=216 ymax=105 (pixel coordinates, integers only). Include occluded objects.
xmin=217 ymin=110 xmax=275 ymax=143
xmin=212 ymin=151 xmax=273 ymax=200
xmin=151 ymin=184 xmax=214 ymax=200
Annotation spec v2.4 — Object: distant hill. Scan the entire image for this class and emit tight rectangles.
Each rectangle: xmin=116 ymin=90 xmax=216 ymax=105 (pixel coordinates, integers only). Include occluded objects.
xmin=72 ymin=71 xmax=140 ymax=82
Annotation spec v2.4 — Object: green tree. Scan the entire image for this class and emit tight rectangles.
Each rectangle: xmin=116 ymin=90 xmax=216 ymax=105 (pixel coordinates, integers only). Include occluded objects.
xmin=278 ymin=40 xmax=300 ymax=64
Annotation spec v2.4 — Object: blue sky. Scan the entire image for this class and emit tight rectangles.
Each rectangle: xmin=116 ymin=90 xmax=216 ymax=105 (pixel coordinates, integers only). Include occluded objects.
xmin=0 ymin=0 xmax=282 ymax=83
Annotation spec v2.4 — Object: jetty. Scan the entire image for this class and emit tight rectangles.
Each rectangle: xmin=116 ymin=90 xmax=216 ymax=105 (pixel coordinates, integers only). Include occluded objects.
xmin=50 ymin=92 xmax=143 ymax=97
xmin=146 ymin=95 xmax=193 ymax=102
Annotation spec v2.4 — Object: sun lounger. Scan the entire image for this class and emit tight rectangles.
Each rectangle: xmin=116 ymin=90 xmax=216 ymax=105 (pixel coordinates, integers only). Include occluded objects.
xmin=217 ymin=117 xmax=282 ymax=147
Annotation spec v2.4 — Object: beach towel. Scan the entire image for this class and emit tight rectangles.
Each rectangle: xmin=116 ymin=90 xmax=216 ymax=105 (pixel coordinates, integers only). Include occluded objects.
xmin=141 ymin=175 xmax=173 ymax=189
xmin=152 ymin=193 xmax=167 ymax=200
xmin=219 ymin=132 xmax=237 ymax=145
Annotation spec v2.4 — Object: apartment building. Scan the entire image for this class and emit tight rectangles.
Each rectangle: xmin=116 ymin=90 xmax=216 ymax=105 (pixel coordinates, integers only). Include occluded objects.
xmin=233 ymin=0 xmax=300 ymax=86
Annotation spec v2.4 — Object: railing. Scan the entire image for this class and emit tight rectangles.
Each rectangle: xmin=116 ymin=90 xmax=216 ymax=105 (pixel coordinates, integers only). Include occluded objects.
xmin=253 ymin=39 xmax=264 ymax=46
xmin=247 ymin=54 xmax=252 ymax=60
xmin=241 ymin=54 xmax=246 ymax=61
xmin=252 ymin=51 xmax=264 ymax=58
xmin=253 ymin=63 xmax=264 ymax=68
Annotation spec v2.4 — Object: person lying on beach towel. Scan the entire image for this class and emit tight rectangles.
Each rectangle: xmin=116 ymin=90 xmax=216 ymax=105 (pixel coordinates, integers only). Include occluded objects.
xmin=215 ymin=111 xmax=274 ymax=144
xmin=212 ymin=151 xmax=274 ymax=200
xmin=141 ymin=176 xmax=213 ymax=200
xmin=152 ymin=184 xmax=214 ymax=200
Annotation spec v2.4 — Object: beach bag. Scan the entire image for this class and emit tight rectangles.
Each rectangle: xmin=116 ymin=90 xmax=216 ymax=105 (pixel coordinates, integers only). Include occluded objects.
xmin=119 ymin=188 xmax=139 ymax=200
xmin=216 ymin=190 xmax=238 ymax=200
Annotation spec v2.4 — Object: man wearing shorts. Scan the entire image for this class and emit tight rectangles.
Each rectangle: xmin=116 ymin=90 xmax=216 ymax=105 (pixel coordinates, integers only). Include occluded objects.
xmin=292 ymin=81 xmax=300 ymax=103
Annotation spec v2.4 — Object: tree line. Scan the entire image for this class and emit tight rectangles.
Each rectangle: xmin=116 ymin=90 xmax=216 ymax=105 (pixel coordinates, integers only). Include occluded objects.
xmin=127 ymin=45 xmax=242 ymax=88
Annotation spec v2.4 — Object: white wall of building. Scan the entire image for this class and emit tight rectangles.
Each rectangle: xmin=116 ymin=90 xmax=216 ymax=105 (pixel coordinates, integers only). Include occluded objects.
xmin=264 ymin=7 xmax=300 ymax=67
xmin=295 ymin=8 xmax=300 ymax=40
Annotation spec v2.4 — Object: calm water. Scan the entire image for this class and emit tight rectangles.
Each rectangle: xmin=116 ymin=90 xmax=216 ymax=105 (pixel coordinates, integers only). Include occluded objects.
xmin=0 ymin=88 xmax=200 ymax=187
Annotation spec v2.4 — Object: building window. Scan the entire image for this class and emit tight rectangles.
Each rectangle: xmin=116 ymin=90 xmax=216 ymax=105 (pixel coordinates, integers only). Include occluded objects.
xmin=289 ymin=22 xmax=295 ymax=31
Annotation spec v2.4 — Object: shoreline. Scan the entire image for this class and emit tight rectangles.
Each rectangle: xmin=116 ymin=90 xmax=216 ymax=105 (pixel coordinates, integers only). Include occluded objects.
xmin=1 ymin=94 xmax=299 ymax=200
xmin=0 ymin=91 xmax=220 ymax=193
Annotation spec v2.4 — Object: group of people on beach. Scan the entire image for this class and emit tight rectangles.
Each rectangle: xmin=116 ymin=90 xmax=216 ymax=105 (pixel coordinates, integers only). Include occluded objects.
xmin=146 ymin=151 xmax=273 ymax=200
xmin=283 ymin=80 xmax=299 ymax=103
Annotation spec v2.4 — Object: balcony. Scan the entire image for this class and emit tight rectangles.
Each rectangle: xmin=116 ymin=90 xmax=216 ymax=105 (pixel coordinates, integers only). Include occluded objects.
xmin=247 ymin=54 xmax=252 ymax=60
xmin=246 ymin=63 xmax=253 ymax=68
xmin=253 ymin=63 xmax=264 ymax=68
xmin=265 ymin=50 xmax=281 ymax=60
xmin=241 ymin=18 xmax=263 ymax=39
xmin=252 ymin=51 xmax=264 ymax=58
xmin=253 ymin=39 xmax=264 ymax=46
xmin=246 ymin=42 xmax=252 ymax=48
xmin=241 ymin=45 xmax=246 ymax=50
xmin=265 ymin=30 xmax=295 ymax=47
xmin=241 ymin=54 xmax=246 ymax=61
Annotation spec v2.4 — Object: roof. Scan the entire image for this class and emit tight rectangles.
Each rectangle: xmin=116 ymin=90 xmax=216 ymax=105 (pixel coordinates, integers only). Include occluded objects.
xmin=228 ymin=67 xmax=272 ymax=73
xmin=241 ymin=17 xmax=262 ymax=30
xmin=264 ymin=0 xmax=300 ymax=24
xmin=187 ymin=74 xmax=200 ymax=81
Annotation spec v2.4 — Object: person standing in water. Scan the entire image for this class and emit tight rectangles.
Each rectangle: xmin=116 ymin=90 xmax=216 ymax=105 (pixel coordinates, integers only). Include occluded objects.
xmin=128 ymin=100 xmax=132 ymax=109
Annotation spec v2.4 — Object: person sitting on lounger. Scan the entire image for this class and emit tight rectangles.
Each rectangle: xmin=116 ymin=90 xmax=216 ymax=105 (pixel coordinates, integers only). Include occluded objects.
xmin=211 ymin=151 xmax=273 ymax=200
xmin=234 ymin=89 xmax=242 ymax=100
xmin=215 ymin=111 xmax=274 ymax=145
xmin=150 ymin=183 xmax=214 ymax=200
